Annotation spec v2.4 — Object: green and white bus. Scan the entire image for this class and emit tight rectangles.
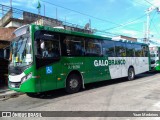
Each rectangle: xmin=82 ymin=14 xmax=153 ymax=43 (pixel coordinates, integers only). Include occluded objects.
xmin=149 ymin=46 xmax=160 ymax=71
xmin=8 ymin=24 xmax=150 ymax=94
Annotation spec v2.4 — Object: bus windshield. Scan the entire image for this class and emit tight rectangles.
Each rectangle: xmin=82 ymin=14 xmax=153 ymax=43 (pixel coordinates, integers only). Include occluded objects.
xmin=150 ymin=53 xmax=155 ymax=58
xmin=10 ymin=34 xmax=32 ymax=67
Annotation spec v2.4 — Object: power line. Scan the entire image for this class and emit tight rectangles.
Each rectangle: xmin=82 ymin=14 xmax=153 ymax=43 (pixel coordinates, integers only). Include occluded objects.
xmin=129 ymin=0 xmax=148 ymax=8
xmin=1 ymin=2 xmax=155 ymax=39
xmin=40 ymin=0 xmax=120 ymax=26
xmin=0 ymin=4 xmax=117 ymax=36
xmin=143 ymin=0 xmax=156 ymax=7
xmin=152 ymin=21 xmax=160 ymax=38
xmin=104 ymin=14 xmax=146 ymax=31
xmin=149 ymin=12 xmax=160 ymax=38
xmin=149 ymin=10 xmax=157 ymax=29
xmin=39 ymin=0 xmax=149 ymax=36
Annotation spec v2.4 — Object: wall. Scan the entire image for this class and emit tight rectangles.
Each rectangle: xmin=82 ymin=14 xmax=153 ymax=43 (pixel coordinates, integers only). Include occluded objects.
xmin=0 ymin=27 xmax=16 ymax=42
xmin=5 ymin=21 xmax=23 ymax=28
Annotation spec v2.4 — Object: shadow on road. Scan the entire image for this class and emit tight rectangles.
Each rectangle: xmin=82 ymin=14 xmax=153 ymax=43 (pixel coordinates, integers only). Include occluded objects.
xmin=28 ymin=72 xmax=159 ymax=99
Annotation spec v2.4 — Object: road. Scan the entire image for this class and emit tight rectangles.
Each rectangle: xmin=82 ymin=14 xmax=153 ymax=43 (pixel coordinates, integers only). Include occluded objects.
xmin=1 ymin=72 xmax=160 ymax=120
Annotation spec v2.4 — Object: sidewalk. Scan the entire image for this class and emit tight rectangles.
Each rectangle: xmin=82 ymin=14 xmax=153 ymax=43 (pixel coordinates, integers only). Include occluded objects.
xmin=0 ymin=86 xmax=23 ymax=100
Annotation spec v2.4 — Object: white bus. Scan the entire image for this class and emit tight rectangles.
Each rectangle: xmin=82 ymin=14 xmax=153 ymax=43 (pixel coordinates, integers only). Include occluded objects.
xmin=149 ymin=46 xmax=160 ymax=71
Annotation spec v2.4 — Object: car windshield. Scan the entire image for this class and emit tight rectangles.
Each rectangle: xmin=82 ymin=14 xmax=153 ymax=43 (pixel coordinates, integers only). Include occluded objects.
xmin=10 ymin=34 xmax=32 ymax=67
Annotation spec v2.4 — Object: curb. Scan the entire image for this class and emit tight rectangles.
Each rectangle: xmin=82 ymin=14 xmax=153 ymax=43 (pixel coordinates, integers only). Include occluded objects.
xmin=0 ymin=90 xmax=24 ymax=100
xmin=0 ymin=89 xmax=10 ymax=93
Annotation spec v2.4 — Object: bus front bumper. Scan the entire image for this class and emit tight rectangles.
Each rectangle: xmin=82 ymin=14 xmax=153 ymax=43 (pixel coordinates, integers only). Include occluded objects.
xmin=8 ymin=78 xmax=40 ymax=93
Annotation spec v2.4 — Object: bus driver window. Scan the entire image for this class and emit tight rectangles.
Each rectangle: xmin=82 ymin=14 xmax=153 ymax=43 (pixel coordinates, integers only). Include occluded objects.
xmin=40 ymin=41 xmax=49 ymax=57
xmin=39 ymin=39 xmax=60 ymax=58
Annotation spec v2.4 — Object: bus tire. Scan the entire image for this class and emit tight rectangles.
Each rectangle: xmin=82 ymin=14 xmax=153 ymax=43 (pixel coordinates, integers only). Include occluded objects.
xmin=128 ymin=67 xmax=135 ymax=80
xmin=66 ymin=74 xmax=81 ymax=94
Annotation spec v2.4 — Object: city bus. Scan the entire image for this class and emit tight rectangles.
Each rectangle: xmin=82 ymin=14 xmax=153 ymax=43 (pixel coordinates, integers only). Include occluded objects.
xmin=149 ymin=46 xmax=160 ymax=71
xmin=8 ymin=24 xmax=150 ymax=94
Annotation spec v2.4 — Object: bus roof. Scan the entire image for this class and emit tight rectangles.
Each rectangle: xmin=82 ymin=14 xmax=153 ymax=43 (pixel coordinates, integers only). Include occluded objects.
xmin=30 ymin=24 xmax=147 ymax=46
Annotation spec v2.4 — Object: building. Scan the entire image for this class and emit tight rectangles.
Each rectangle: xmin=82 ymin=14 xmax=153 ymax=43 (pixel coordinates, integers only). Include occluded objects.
xmin=0 ymin=4 xmax=93 ymax=49
xmin=112 ymin=35 xmax=137 ymax=42
xmin=0 ymin=4 xmax=92 ymax=33
xmin=0 ymin=27 xmax=15 ymax=57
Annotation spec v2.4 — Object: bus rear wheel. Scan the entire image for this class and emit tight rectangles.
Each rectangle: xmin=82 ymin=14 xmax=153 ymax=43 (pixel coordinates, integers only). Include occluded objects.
xmin=66 ymin=74 xmax=81 ymax=94
xmin=128 ymin=67 xmax=135 ymax=80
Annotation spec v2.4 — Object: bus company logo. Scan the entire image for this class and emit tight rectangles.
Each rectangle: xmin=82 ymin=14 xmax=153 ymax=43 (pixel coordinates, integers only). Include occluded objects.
xmin=94 ymin=59 xmax=126 ymax=67
xmin=2 ymin=112 xmax=11 ymax=117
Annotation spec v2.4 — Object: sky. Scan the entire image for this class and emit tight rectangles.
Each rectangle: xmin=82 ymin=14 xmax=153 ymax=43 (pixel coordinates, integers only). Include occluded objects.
xmin=1 ymin=0 xmax=160 ymax=40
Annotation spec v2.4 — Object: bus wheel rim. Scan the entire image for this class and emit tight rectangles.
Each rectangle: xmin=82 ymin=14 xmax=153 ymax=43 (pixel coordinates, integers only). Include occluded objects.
xmin=129 ymin=70 xmax=133 ymax=79
xmin=69 ymin=79 xmax=78 ymax=89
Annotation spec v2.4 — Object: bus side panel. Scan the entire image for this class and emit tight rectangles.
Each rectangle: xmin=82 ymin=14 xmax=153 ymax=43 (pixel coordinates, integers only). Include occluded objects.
xmin=36 ymin=62 xmax=61 ymax=92
xmin=57 ymin=57 xmax=85 ymax=89
xmin=134 ymin=57 xmax=149 ymax=75
xmin=84 ymin=57 xmax=111 ymax=84
xmin=108 ymin=57 xmax=127 ymax=79
xmin=108 ymin=57 xmax=149 ymax=79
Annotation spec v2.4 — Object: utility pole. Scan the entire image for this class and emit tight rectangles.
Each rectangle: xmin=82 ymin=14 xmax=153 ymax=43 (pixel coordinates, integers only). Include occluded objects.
xmin=89 ymin=19 xmax=91 ymax=30
xmin=2 ymin=5 xmax=4 ymax=16
xmin=44 ymin=4 xmax=45 ymax=17
xmin=10 ymin=0 xmax=12 ymax=9
xmin=146 ymin=9 xmax=150 ymax=44
xmin=10 ymin=0 xmax=12 ymax=18
xmin=56 ymin=8 xmax=58 ymax=20
xmin=65 ymin=16 xmax=66 ymax=25
xmin=145 ymin=6 xmax=160 ymax=44
xmin=56 ymin=8 xmax=58 ymax=25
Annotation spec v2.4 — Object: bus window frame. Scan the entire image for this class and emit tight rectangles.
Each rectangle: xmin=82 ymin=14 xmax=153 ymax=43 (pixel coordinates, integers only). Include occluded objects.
xmin=34 ymin=30 xmax=61 ymax=69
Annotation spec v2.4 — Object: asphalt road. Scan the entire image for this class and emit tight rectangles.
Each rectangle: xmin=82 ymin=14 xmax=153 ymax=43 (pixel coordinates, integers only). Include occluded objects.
xmin=1 ymin=72 xmax=160 ymax=120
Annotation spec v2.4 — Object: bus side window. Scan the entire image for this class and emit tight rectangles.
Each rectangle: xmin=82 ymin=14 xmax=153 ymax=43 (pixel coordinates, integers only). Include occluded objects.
xmin=120 ymin=42 xmax=126 ymax=57
xmin=126 ymin=43 xmax=135 ymax=57
xmin=135 ymin=44 xmax=142 ymax=57
xmin=102 ymin=40 xmax=115 ymax=57
xmin=85 ymin=39 xmax=102 ymax=56
xmin=115 ymin=42 xmax=126 ymax=57
xmin=36 ymin=36 xmax=60 ymax=58
xmin=63 ymin=36 xmax=85 ymax=56
xmin=60 ymin=36 xmax=69 ymax=56
xmin=142 ymin=45 xmax=149 ymax=57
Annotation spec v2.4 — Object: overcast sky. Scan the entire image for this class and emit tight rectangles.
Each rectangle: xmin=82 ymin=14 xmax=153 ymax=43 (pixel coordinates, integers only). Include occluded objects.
xmin=1 ymin=0 xmax=160 ymax=39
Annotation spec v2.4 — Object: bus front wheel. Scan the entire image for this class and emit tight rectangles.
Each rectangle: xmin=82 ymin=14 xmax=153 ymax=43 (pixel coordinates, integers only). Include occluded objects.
xmin=128 ymin=67 xmax=135 ymax=80
xmin=66 ymin=74 xmax=81 ymax=94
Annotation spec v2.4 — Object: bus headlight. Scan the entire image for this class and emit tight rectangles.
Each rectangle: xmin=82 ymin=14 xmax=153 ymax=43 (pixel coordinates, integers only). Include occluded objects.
xmin=21 ymin=73 xmax=32 ymax=83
